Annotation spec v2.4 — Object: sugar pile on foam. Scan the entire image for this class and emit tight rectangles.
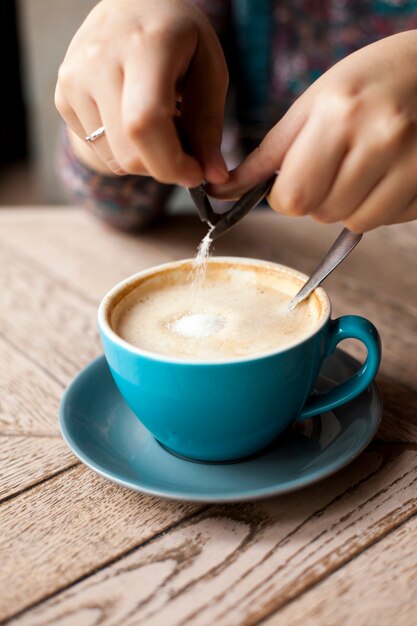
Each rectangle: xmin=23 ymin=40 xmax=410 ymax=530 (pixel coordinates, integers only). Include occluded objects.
xmin=171 ymin=313 xmax=225 ymax=338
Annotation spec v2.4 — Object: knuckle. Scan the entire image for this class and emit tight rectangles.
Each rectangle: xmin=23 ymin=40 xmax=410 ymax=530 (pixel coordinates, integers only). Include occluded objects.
xmin=314 ymin=210 xmax=334 ymax=224
xmin=379 ymin=108 xmax=414 ymax=146
xmin=57 ymin=64 xmax=74 ymax=89
xmin=54 ymin=89 xmax=70 ymax=117
xmin=318 ymin=90 xmax=361 ymax=126
xmin=278 ymin=186 xmax=307 ymax=215
xmin=343 ymin=82 xmax=362 ymax=99
xmin=132 ymin=22 xmax=194 ymax=49
xmin=336 ymin=96 xmax=361 ymax=124
xmin=124 ymin=108 xmax=169 ymax=138
xmin=124 ymin=117 xmax=147 ymax=139
xmin=84 ymin=41 xmax=105 ymax=63
xmin=127 ymin=29 xmax=146 ymax=52
xmin=119 ymin=154 xmax=144 ymax=173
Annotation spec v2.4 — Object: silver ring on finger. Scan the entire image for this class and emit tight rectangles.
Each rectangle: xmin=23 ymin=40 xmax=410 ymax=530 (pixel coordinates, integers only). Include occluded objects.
xmin=85 ymin=126 xmax=106 ymax=143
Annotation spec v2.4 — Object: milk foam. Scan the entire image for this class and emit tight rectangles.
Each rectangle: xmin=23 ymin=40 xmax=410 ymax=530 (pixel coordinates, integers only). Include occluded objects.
xmin=111 ymin=262 xmax=325 ymax=361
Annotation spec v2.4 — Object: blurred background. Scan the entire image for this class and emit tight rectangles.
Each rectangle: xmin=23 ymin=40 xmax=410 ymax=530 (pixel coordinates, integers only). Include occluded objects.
xmin=1 ymin=0 xmax=96 ymax=206
xmin=0 ymin=0 xmax=196 ymax=211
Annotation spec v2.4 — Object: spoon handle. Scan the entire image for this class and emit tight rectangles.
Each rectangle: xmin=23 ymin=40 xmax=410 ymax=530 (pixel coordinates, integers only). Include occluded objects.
xmin=288 ymin=228 xmax=362 ymax=310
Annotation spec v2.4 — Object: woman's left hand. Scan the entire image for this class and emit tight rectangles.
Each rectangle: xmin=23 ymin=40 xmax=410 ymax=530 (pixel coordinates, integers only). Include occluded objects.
xmin=209 ymin=31 xmax=417 ymax=232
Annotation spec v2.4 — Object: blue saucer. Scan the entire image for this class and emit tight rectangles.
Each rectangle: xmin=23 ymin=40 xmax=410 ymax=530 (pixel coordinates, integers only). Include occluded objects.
xmin=59 ymin=350 xmax=381 ymax=502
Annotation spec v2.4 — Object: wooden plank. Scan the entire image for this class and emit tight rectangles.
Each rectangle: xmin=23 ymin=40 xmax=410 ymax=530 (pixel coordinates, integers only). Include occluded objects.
xmin=0 ymin=337 xmax=63 ymax=436
xmin=5 ymin=443 xmax=417 ymax=625
xmin=0 ymin=337 xmax=76 ymax=500
xmin=0 ymin=244 xmax=101 ymax=386
xmin=0 ymin=208 xmax=415 ymax=625
xmin=0 ymin=208 xmax=197 ymax=301
xmin=377 ymin=376 xmax=417 ymax=443
xmin=263 ymin=513 xmax=417 ymax=626
xmin=0 ymin=466 xmax=202 ymax=623
xmin=0 ymin=436 xmax=76 ymax=500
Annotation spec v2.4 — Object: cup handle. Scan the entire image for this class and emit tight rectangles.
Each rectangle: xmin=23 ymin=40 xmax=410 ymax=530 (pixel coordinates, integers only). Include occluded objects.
xmin=296 ymin=315 xmax=381 ymax=421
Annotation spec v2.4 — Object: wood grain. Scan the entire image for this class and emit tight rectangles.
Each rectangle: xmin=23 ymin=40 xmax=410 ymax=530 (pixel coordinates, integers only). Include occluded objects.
xmin=0 ymin=208 xmax=416 ymax=625
xmin=0 ymin=208 xmax=193 ymax=301
xmin=6 ymin=444 xmax=417 ymax=625
xmin=0 ymin=334 xmax=78 ymax=500
xmin=263 ymin=514 xmax=417 ymax=626
xmin=0 ymin=337 xmax=63 ymax=436
xmin=0 ymin=436 xmax=76 ymax=500
xmin=0 ymin=466 xmax=201 ymax=622
xmin=377 ymin=376 xmax=417 ymax=443
xmin=0 ymin=243 xmax=101 ymax=385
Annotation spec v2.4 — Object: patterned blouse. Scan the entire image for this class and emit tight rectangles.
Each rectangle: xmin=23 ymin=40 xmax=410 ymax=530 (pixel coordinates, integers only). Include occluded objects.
xmin=58 ymin=0 xmax=417 ymax=230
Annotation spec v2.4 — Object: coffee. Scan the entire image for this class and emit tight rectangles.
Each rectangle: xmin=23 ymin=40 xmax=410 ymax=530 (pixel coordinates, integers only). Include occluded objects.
xmin=110 ymin=260 xmax=326 ymax=361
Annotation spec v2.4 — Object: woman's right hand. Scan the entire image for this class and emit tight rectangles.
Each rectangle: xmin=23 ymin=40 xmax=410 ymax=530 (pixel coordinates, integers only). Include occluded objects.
xmin=55 ymin=0 xmax=229 ymax=185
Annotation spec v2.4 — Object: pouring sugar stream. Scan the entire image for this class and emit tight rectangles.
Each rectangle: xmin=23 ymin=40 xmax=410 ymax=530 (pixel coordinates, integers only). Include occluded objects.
xmin=169 ymin=225 xmax=228 ymax=340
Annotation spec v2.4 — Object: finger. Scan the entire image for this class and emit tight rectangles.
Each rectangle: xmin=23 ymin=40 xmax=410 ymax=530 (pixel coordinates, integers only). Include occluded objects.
xmin=207 ymin=96 xmax=309 ymax=199
xmin=392 ymin=194 xmax=417 ymax=224
xmin=269 ymin=103 xmax=349 ymax=217
xmin=92 ymin=68 xmax=148 ymax=176
xmin=121 ymin=46 xmax=203 ymax=187
xmin=313 ymin=112 xmax=415 ymax=223
xmin=343 ymin=164 xmax=417 ymax=232
xmin=61 ymin=68 xmax=127 ymax=175
xmin=75 ymin=96 xmax=126 ymax=175
xmin=181 ymin=28 xmax=229 ymax=184
xmin=55 ymin=83 xmax=86 ymax=138
xmin=310 ymin=145 xmax=386 ymax=224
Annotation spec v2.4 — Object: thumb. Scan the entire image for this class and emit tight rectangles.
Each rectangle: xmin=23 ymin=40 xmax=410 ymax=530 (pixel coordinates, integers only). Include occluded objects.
xmin=207 ymin=96 xmax=310 ymax=199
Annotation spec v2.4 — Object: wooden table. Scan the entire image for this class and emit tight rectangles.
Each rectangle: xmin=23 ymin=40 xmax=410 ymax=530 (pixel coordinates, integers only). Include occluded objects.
xmin=1 ymin=207 xmax=416 ymax=625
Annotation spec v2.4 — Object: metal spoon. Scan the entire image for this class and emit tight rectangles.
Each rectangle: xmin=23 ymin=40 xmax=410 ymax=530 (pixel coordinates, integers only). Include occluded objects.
xmin=288 ymin=228 xmax=362 ymax=310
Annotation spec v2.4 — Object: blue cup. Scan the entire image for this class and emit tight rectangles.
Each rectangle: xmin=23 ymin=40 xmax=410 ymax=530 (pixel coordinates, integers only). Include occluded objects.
xmin=99 ymin=258 xmax=381 ymax=462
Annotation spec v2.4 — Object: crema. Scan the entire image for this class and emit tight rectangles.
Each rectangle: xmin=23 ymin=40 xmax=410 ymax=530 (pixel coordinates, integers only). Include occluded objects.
xmin=111 ymin=260 xmax=325 ymax=361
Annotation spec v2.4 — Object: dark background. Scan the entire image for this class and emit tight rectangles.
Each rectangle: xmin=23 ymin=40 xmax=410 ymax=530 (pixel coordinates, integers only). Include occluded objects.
xmin=0 ymin=0 xmax=27 ymax=167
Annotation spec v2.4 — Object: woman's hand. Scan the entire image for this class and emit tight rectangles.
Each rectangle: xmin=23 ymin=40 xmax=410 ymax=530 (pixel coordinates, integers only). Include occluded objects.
xmin=210 ymin=31 xmax=417 ymax=232
xmin=55 ymin=0 xmax=229 ymax=186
